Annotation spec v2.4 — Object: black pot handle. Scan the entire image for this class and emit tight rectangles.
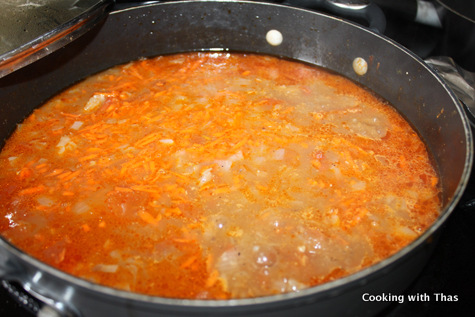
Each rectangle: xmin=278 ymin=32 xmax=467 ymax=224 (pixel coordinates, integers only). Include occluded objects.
xmin=459 ymin=198 xmax=475 ymax=211
xmin=282 ymin=0 xmax=386 ymax=34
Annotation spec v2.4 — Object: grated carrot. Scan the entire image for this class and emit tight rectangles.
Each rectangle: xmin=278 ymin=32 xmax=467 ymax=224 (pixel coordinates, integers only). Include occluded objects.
xmin=206 ymin=269 xmax=220 ymax=288
xmin=18 ymin=185 xmax=46 ymax=195
xmin=78 ymin=154 xmax=99 ymax=162
xmin=60 ymin=170 xmax=81 ymax=182
xmin=180 ymin=255 xmax=198 ymax=269
xmin=46 ymin=169 xmax=64 ymax=177
xmin=114 ymin=186 xmax=134 ymax=193
xmin=138 ymin=211 xmax=162 ymax=225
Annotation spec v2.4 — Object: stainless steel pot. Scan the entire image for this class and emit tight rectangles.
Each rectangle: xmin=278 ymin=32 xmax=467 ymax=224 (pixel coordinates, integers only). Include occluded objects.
xmin=0 ymin=1 xmax=472 ymax=316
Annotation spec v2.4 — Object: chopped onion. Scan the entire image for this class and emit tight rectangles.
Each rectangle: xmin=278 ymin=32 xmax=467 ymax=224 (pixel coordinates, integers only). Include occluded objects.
xmin=159 ymin=139 xmax=174 ymax=144
xmin=8 ymin=157 xmax=17 ymax=166
xmin=351 ymin=180 xmax=366 ymax=191
xmin=213 ymin=151 xmax=244 ymax=172
xmin=199 ymin=168 xmax=213 ymax=185
xmin=274 ymin=277 xmax=307 ymax=293
xmin=170 ymin=57 xmax=185 ymax=64
xmin=273 ymin=148 xmax=285 ymax=160
xmin=253 ymin=156 xmax=266 ymax=164
xmin=215 ymin=160 xmax=232 ymax=172
xmin=84 ymin=94 xmax=107 ymax=112
xmin=228 ymin=150 xmax=243 ymax=162
xmin=109 ymin=250 xmax=121 ymax=259
xmin=56 ymin=135 xmax=71 ymax=148
xmin=397 ymin=226 xmax=417 ymax=238
xmin=93 ymin=264 xmax=119 ymax=273
xmin=217 ymin=248 xmax=240 ymax=274
xmin=56 ymin=135 xmax=77 ymax=154
xmin=374 ymin=155 xmax=389 ymax=166
xmin=70 ymin=121 xmax=84 ymax=130
xmin=330 ymin=166 xmax=341 ymax=178
xmin=37 ymin=196 xmax=54 ymax=207
xmin=72 ymin=201 xmax=91 ymax=214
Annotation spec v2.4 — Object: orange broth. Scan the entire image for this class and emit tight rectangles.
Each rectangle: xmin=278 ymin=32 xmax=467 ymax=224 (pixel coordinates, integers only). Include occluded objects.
xmin=0 ymin=52 xmax=440 ymax=299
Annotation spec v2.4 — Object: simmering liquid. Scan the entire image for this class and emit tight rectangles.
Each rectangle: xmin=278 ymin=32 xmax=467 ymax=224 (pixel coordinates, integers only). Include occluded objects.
xmin=0 ymin=53 xmax=440 ymax=299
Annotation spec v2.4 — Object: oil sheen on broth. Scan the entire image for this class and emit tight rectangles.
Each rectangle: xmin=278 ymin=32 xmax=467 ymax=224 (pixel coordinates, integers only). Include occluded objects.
xmin=0 ymin=53 xmax=440 ymax=299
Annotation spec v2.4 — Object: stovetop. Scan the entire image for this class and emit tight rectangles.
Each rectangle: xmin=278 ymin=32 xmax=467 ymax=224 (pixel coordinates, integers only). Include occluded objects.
xmin=1 ymin=1 xmax=474 ymax=316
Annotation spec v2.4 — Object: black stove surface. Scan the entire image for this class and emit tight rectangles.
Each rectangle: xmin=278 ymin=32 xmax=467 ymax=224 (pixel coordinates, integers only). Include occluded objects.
xmin=1 ymin=1 xmax=474 ymax=316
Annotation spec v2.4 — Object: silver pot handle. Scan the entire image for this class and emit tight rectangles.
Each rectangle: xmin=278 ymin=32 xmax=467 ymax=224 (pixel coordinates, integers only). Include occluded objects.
xmin=425 ymin=57 xmax=475 ymax=126
xmin=1 ymin=245 xmax=80 ymax=317
xmin=1 ymin=276 xmax=80 ymax=317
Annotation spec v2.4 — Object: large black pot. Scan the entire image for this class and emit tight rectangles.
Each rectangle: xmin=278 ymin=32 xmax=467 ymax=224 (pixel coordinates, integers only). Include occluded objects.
xmin=0 ymin=1 xmax=472 ymax=316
